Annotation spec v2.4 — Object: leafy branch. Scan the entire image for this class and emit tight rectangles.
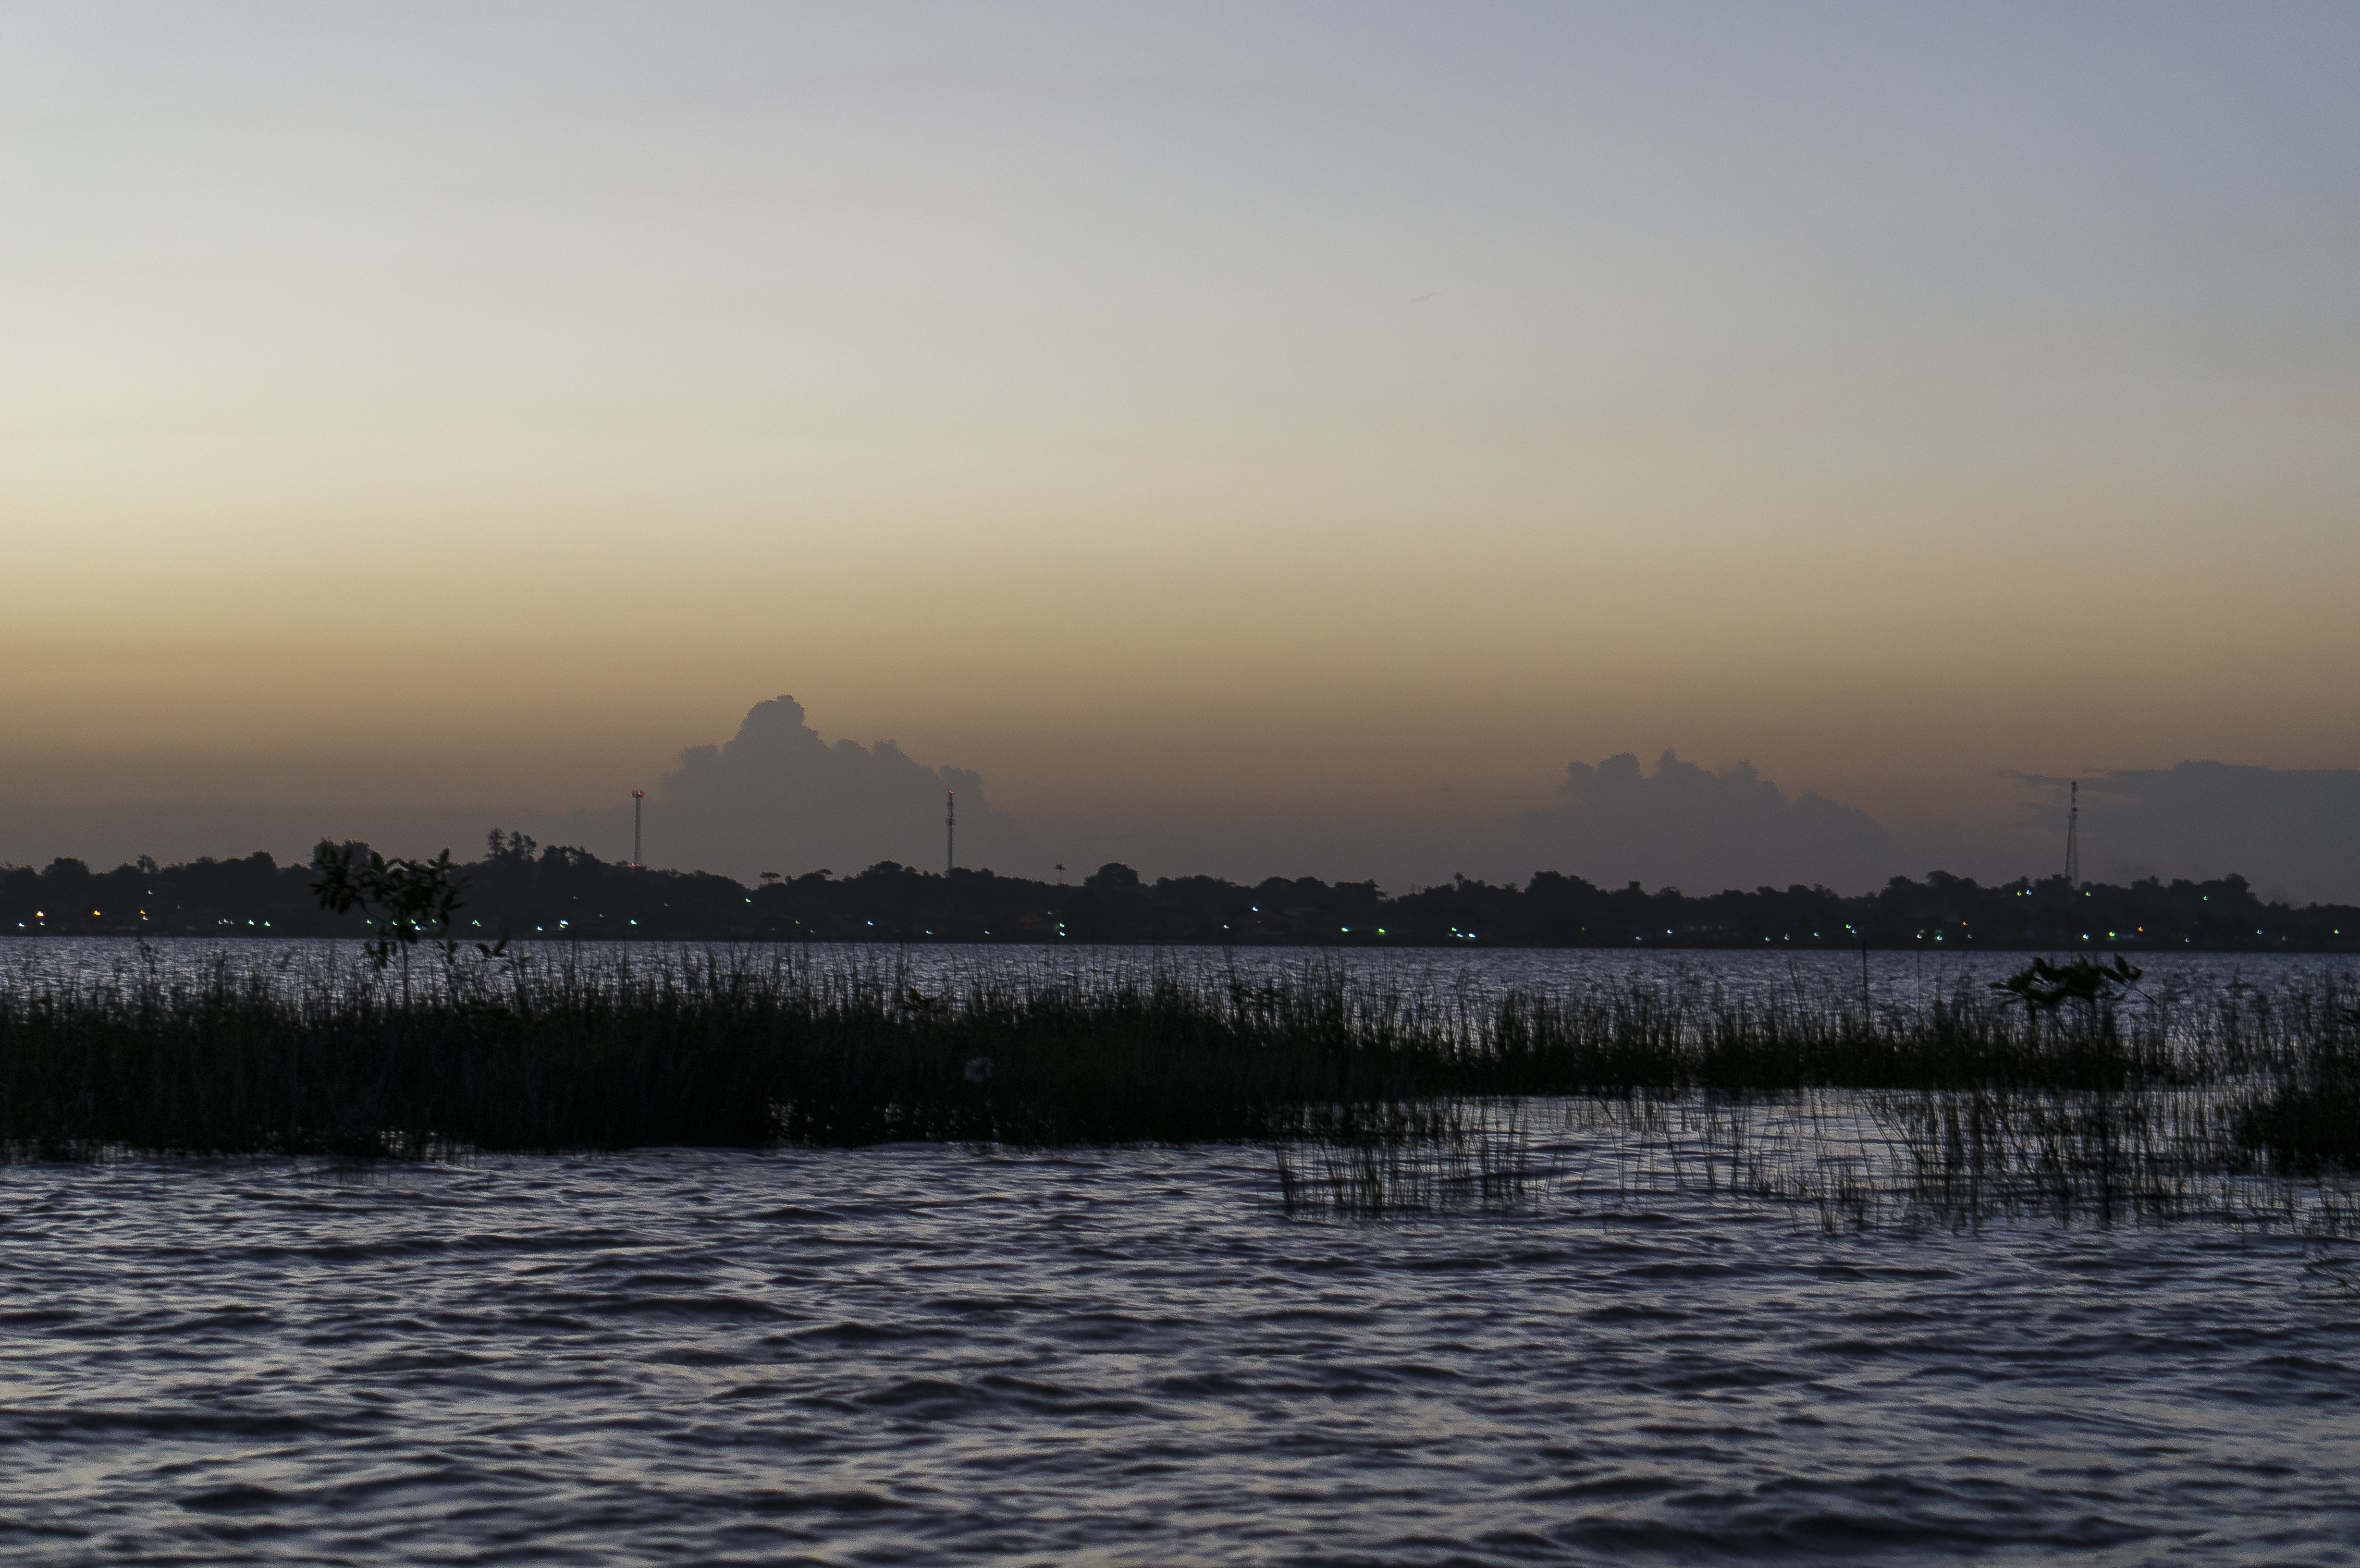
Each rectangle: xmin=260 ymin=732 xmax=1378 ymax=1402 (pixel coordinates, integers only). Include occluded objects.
xmin=309 ymin=842 xmax=470 ymax=982
xmin=1990 ymin=955 xmax=2143 ymax=1014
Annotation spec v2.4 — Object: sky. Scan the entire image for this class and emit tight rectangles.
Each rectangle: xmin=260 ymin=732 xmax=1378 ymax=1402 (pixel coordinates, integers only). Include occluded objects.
xmin=5 ymin=3 xmax=2357 ymax=898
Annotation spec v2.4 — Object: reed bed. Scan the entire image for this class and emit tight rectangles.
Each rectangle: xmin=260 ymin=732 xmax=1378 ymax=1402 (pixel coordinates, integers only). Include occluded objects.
xmin=1275 ymin=1083 xmax=2360 ymax=1241
xmin=1 ymin=945 xmax=2353 ymax=1233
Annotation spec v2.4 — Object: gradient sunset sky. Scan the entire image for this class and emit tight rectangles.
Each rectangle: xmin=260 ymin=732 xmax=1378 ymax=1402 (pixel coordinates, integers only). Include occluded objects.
xmin=6 ymin=3 xmax=2356 ymax=890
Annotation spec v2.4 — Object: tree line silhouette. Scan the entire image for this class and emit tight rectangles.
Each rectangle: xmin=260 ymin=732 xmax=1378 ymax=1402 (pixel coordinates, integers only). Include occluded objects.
xmin=3 ymin=830 xmax=2353 ymax=951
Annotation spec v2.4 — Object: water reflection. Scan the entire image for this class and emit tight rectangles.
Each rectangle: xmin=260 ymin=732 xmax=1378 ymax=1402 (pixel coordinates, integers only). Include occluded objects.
xmin=2 ymin=1144 xmax=2355 ymax=1564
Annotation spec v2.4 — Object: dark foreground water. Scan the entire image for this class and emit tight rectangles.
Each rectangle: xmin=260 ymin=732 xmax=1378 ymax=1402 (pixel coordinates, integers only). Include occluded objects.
xmin=5 ymin=1142 xmax=2358 ymax=1566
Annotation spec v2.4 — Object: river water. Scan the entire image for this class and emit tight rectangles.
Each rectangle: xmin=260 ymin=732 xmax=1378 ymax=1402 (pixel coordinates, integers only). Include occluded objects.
xmin=5 ymin=942 xmax=2359 ymax=1563
xmin=5 ymin=934 xmax=2349 ymax=1018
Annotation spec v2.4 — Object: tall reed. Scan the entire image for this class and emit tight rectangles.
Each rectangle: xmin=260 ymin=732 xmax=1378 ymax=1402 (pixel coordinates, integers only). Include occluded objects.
xmin=1 ymin=948 xmax=2352 ymax=1186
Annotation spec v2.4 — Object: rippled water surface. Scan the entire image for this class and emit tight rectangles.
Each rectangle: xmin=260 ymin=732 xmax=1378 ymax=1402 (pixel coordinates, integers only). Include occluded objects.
xmin=6 ymin=1142 xmax=2358 ymax=1566
xmin=6 ymin=935 xmax=2348 ymax=1017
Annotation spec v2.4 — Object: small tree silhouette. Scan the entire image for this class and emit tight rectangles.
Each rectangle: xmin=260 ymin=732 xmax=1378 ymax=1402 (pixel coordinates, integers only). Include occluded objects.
xmin=1990 ymin=955 xmax=2143 ymax=1014
xmin=310 ymin=841 xmax=469 ymax=1002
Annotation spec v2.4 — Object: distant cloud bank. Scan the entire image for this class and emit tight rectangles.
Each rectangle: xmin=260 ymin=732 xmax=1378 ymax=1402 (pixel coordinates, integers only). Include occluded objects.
xmin=649 ymin=696 xmax=1035 ymax=882
xmin=5 ymin=697 xmax=2356 ymax=906
xmin=1499 ymin=750 xmax=1900 ymax=895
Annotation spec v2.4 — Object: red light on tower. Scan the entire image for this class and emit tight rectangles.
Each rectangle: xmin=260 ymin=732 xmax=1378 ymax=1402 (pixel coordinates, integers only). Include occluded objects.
xmin=632 ymin=790 xmax=646 ymax=868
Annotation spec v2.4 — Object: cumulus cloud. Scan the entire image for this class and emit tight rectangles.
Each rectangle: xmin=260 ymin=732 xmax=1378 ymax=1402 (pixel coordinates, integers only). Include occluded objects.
xmin=1498 ymin=749 xmax=1900 ymax=894
xmin=646 ymin=696 xmax=1038 ymax=881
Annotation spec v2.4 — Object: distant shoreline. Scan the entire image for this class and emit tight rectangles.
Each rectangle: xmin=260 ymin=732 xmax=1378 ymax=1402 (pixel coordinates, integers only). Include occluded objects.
xmin=9 ymin=936 xmax=2358 ymax=955
xmin=9 ymin=842 xmax=2356 ymax=954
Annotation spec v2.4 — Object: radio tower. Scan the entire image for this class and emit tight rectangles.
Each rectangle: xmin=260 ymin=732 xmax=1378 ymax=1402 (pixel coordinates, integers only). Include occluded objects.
xmin=2064 ymin=780 xmax=2080 ymax=886
xmin=946 ymin=790 xmax=956 ymax=875
xmin=632 ymin=790 xmax=646 ymax=869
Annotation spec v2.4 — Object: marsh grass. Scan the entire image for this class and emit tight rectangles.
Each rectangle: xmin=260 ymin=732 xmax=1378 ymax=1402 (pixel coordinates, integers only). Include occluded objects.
xmin=0 ymin=946 xmax=1454 ymax=1159
xmin=1273 ymin=1083 xmax=2359 ymax=1247
xmin=2230 ymin=1002 xmax=2360 ymax=1175
xmin=2 ymin=945 xmax=2354 ymax=1234
xmin=1273 ymin=1098 xmax=1549 ymax=1218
